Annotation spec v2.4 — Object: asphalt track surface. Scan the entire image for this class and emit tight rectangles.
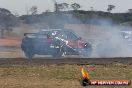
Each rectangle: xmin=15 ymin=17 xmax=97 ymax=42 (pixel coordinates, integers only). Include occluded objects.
xmin=0 ymin=57 xmax=132 ymax=65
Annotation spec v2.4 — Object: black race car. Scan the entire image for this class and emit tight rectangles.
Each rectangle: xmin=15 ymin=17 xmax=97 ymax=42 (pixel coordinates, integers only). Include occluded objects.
xmin=21 ymin=29 xmax=92 ymax=59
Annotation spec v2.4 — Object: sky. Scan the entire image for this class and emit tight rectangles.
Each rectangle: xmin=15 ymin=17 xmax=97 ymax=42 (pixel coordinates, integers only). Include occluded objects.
xmin=0 ymin=0 xmax=132 ymax=15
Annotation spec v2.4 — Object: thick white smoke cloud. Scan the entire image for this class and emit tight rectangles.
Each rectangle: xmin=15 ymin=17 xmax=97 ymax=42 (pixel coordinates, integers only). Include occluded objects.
xmin=88 ymin=20 xmax=132 ymax=57
xmin=95 ymin=24 xmax=132 ymax=57
xmin=65 ymin=17 xmax=132 ymax=58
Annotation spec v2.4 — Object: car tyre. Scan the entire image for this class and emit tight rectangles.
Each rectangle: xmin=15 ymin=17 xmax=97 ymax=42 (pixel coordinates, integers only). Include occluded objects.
xmin=24 ymin=48 xmax=34 ymax=59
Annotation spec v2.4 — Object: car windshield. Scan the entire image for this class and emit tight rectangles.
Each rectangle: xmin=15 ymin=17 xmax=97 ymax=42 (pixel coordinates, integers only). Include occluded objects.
xmin=63 ymin=31 xmax=80 ymax=41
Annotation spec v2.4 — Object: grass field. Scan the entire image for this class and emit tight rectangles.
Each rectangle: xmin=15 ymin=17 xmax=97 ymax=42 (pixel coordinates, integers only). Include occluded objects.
xmin=0 ymin=64 xmax=131 ymax=88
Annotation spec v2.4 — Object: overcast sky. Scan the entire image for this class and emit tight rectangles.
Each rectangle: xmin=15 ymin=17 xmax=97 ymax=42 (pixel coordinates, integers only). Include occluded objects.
xmin=0 ymin=0 xmax=132 ymax=15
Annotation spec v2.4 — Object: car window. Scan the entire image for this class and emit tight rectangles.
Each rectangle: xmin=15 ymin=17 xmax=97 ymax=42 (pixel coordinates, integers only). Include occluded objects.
xmin=64 ymin=31 xmax=79 ymax=41
xmin=37 ymin=34 xmax=47 ymax=39
xmin=57 ymin=33 xmax=67 ymax=39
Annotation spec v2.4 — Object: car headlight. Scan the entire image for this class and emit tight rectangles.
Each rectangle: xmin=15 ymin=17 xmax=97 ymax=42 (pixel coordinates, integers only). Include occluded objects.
xmin=84 ymin=43 xmax=88 ymax=48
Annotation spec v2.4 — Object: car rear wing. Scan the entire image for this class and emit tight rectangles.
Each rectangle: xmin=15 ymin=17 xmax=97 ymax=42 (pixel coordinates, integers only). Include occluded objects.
xmin=24 ymin=33 xmax=36 ymax=38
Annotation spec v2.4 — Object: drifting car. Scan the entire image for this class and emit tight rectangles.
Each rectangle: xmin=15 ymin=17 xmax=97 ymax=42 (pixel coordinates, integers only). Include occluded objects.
xmin=121 ymin=30 xmax=132 ymax=46
xmin=21 ymin=29 xmax=92 ymax=59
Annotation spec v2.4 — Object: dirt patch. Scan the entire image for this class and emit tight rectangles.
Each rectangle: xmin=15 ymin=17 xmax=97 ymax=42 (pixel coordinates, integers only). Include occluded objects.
xmin=0 ymin=38 xmax=21 ymax=46
xmin=0 ymin=57 xmax=131 ymax=65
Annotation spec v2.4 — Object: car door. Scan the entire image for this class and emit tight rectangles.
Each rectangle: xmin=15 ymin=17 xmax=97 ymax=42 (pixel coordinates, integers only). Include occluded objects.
xmin=34 ymin=33 xmax=52 ymax=54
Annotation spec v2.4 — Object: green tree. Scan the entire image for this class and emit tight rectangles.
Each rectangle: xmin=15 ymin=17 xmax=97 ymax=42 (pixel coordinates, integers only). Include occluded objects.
xmin=58 ymin=3 xmax=69 ymax=11
xmin=52 ymin=0 xmax=69 ymax=12
xmin=0 ymin=8 xmax=18 ymax=38
xmin=128 ymin=9 xmax=132 ymax=13
xmin=30 ymin=6 xmax=38 ymax=15
xmin=71 ymin=3 xmax=81 ymax=10
xmin=107 ymin=5 xmax=115 ymax=12
xmin=52 ymin=0 xmax=59 ymax=12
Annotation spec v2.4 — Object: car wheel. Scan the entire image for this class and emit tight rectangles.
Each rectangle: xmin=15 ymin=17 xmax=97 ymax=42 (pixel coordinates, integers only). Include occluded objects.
xmin=24 ymin=48 xmax=34 ymax=59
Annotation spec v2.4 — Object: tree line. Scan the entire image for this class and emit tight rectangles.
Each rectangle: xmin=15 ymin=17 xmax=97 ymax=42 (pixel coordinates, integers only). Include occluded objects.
xmin=0 ymin=1 xmax=132 ymax=38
